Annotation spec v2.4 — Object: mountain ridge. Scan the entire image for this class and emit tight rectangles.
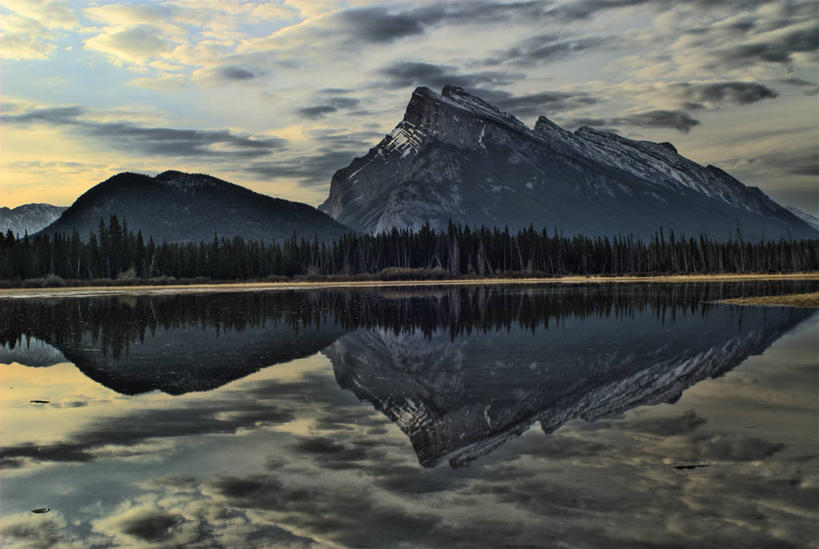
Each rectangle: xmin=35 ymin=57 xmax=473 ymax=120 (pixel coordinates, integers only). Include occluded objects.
xmin=320 ymin=86 xmax=816 ymax=240
xmin=1 ymin=203 xmax=67 ymax=237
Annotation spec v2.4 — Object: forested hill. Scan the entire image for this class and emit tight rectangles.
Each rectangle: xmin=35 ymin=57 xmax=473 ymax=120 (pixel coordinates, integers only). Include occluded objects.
xmin=39 ymin=171 xmax=352 ymax=244
xmin=2 ymin=217 xmax=817 ymax=281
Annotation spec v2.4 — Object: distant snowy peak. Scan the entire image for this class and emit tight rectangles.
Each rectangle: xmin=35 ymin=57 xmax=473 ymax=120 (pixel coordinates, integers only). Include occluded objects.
xmin=0 ymin=203 xmax=67 ymax=237
xmin=320 ymin=86 xmax=818 ymax=240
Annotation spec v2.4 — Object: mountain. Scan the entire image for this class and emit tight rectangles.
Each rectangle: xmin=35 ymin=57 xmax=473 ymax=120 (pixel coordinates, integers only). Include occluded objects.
xmin=325 ymin=301 xmax=812 ymax=467
xmin=0 ymin=204 xmax=67 ymax=237
xmin=320 ymin=86 xmax=817 ymax=240
xmin=786 ymin=206 xmax=819 ymax=231
xmin=41 ymin=171 xmax=352 ymax=243
xmin=0 ymin=292 xmax=346 ymax=395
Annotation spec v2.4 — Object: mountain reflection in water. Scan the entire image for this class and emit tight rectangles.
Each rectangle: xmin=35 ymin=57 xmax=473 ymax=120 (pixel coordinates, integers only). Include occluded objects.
xmin=2 ymin=281 xmax=815 ymax=468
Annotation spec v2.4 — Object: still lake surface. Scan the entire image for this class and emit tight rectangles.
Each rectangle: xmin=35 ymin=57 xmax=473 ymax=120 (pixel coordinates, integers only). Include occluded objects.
xmin=1 ymin=282 xmax=817 ymax=548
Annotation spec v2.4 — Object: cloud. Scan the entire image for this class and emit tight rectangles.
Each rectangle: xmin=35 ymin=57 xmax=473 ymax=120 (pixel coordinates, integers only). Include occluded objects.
xmin=0 ymin=13 xmax=57 ymax=60
xmin=247 ymin=149 xmax=360 ymax=186
xmin=379 ymin=61 xmax=518 ymax=90
xmin=331 ymin=2 xmax=552 ymax=44
xmin=84 ymin=24 xmax=174 ymax=65
xmin=4 ymin=105 xmax=287 ymax=160
xmin=295 ymin=96 xmax=361 ymax=119
xmin=0 ymin=396 xmax=294 ymax=464
xmin=93 ymin=505 xmax=183 ymax=545
xmin=192 ymin=64 xmax=268 ymax=85
xmin=4 ymin=106 xmax=85 ymax=124
xmin=0 ymin=511 xmax=69 ymax=549
xmin=1 ymin=0 xmax=78 ymax=30
xmin=776 ymin=77 xmax=815 ymax=87
xmin=216 ymin=66 xmax=256 ymax=80
xmin=753 ymin=149 xmax=819 ymax=177
xmin=713 ymin=26 xmax=818 ymax=67
xmin=543 ymin=0 xmax=652 ymax=21
xmin=490 ymin=90 xmax=601 ymax=117
xmin=671 ymin=81 xmax=779 ymax=105
xmin=488 ymin=34 xmax=611 ymax=65
xmin=603 ymin=110 xmax=702 ymax=133
xmin=335 ymin=7 xmax=427 ymax=43
xmin=570 ymin=109 xmax=701 ymax=133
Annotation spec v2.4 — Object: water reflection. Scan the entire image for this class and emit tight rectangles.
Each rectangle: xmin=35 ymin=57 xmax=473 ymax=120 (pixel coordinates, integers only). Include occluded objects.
xmin=1 ymin=282 xmax=817 ymax=549
xmin=1 ymin=282 xmax=815 ymax=466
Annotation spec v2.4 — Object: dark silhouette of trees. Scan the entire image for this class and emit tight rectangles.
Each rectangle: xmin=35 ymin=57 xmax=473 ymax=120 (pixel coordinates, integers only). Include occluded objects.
xmin=1 ymin=217 xmax=817 ymax=282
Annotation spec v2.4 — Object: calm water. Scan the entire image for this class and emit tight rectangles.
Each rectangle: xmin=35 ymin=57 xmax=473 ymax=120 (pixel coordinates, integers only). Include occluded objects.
xmin=1 ymin=282 xmax=817 ymax=548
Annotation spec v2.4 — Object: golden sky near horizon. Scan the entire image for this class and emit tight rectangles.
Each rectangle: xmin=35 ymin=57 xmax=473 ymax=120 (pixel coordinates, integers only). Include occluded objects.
xmin=1 ymin=0 xmax=817 ymax=214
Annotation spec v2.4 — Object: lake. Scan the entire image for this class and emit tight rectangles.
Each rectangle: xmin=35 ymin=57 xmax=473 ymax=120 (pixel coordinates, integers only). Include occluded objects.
xmin=1 ymin=281 xmax=817 ymax=548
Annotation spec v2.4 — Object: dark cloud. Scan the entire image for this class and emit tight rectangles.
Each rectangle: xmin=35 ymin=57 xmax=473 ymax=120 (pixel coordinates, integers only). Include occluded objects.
xmin=714 ymin=27 xmax=818 ymax=66
xmin=567 ymin=117 xmax=609 ymax=127
xmin=216 ymin=66 xmax=256 ymax=80
xmin=306 ymin=129 xmax=384 ymax=150
xmin=755 ymin=149 xmax=819 ymax=177
xmin=247 ymin=149 xmax=360 ymax=186
xmin=627 ymin=411 xmax=706 ymax=436
xmin=682 ymin=101 xmax=706 ymax=111
xmin=379 ymin=61 xmax=518 ymax=90
xmin=296 ymin=105 xmax=338 ymax=119
xmin=0 ymin=513 xmax=68 ymax=549
xmin=570 ymin=110 xmax=701 ymax=133
xmin=543 ymin=0 xmax=651 ymax=21
xmin=777 ymin=77 xmax=815 ymax=86
xmin=490 ymin=90 xmax=601 ymax=117
xmin=116 ymin=509 xmax=183 ymax=543
xmin=295 ymin=97 xmax=361 ymax=119
xmin=0 ymin=396 xmax=294 ymax=464
xmin=4 ymin=105 xmax=286 ymax=159
xmin=205 ymin=472 xmax=443 ymax=548
xmin=615 ymin=110 xmax=701 ymax=133
xmin=488 ymin=34 xmax=610 ymax=65
xmin=672 ymin=81 xmax=779 ymax=105
xmin=4 ymin=106 xmax=85 ymax=124
xmin=337 ymin=8 xmax=426 ymax=43
xmin=334 ymin=2 xmax=549 ymax=44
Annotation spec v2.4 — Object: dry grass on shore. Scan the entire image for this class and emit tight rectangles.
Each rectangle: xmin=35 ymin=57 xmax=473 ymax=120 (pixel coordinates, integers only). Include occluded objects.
xmin=1 ymin=272 xmax=817 ymax=300
xmin=718 ymin=292 xmax=819 ymax=308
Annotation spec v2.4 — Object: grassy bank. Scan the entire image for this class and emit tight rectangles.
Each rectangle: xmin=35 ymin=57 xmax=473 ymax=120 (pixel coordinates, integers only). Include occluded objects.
xmin=717 ymin=292 xmax=819 ymax=308
xmin=1 ymin=272 xmax=817 ymax=299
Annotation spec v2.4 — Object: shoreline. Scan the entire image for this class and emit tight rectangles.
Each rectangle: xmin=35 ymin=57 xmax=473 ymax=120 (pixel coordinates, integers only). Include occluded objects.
xmin=1 ymin=272 xmax=817 ymax=299
xmin=716 ymin=292 xmax=819 ymax=308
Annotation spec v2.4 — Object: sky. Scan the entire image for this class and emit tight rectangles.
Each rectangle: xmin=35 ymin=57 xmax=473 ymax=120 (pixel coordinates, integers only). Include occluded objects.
xmin=1 ymin=0 xmax=817 ymax=215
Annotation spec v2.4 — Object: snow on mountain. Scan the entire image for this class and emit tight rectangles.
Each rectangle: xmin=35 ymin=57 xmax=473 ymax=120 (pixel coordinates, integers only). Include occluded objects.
xmin=785 ymin=206 xmax=819 ymax=231
xmin=320 ymin=86 xmax=817 ymax=240
xmin=0 ymin=203 xmax=67 ymax=237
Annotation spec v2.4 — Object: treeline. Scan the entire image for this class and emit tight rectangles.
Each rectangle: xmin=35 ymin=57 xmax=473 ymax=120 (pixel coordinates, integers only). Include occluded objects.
xmin=1 ymin=216 xmax=817 ymax=281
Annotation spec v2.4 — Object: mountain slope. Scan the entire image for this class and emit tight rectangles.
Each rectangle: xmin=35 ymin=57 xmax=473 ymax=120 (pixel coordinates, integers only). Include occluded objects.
xmin=42 ymin=170 xmax=352 ymax=243
xmin=786 ymin=206 xmax=819 ymax=231
xmin=320 ymin=86 xmax=816 ymax=240
xmin=0 ymin=204 xmax=67 ymax=237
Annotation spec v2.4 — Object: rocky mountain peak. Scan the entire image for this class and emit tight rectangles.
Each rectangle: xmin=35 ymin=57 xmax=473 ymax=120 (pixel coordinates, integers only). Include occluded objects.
xmin=533 ymin=115 xmax=563 ymax=134
xmin=320 ymin=85 xmax=817 ymax=240
xmin=442 ymin=85 xmax=502 ymax=114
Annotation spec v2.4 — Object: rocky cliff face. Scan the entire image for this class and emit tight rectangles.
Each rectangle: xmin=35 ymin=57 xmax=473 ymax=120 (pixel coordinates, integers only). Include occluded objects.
xmin=320 ymin=86 xmax=816 ymax=240
xmin=0 ymin=204 xmax=67 ymax=237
